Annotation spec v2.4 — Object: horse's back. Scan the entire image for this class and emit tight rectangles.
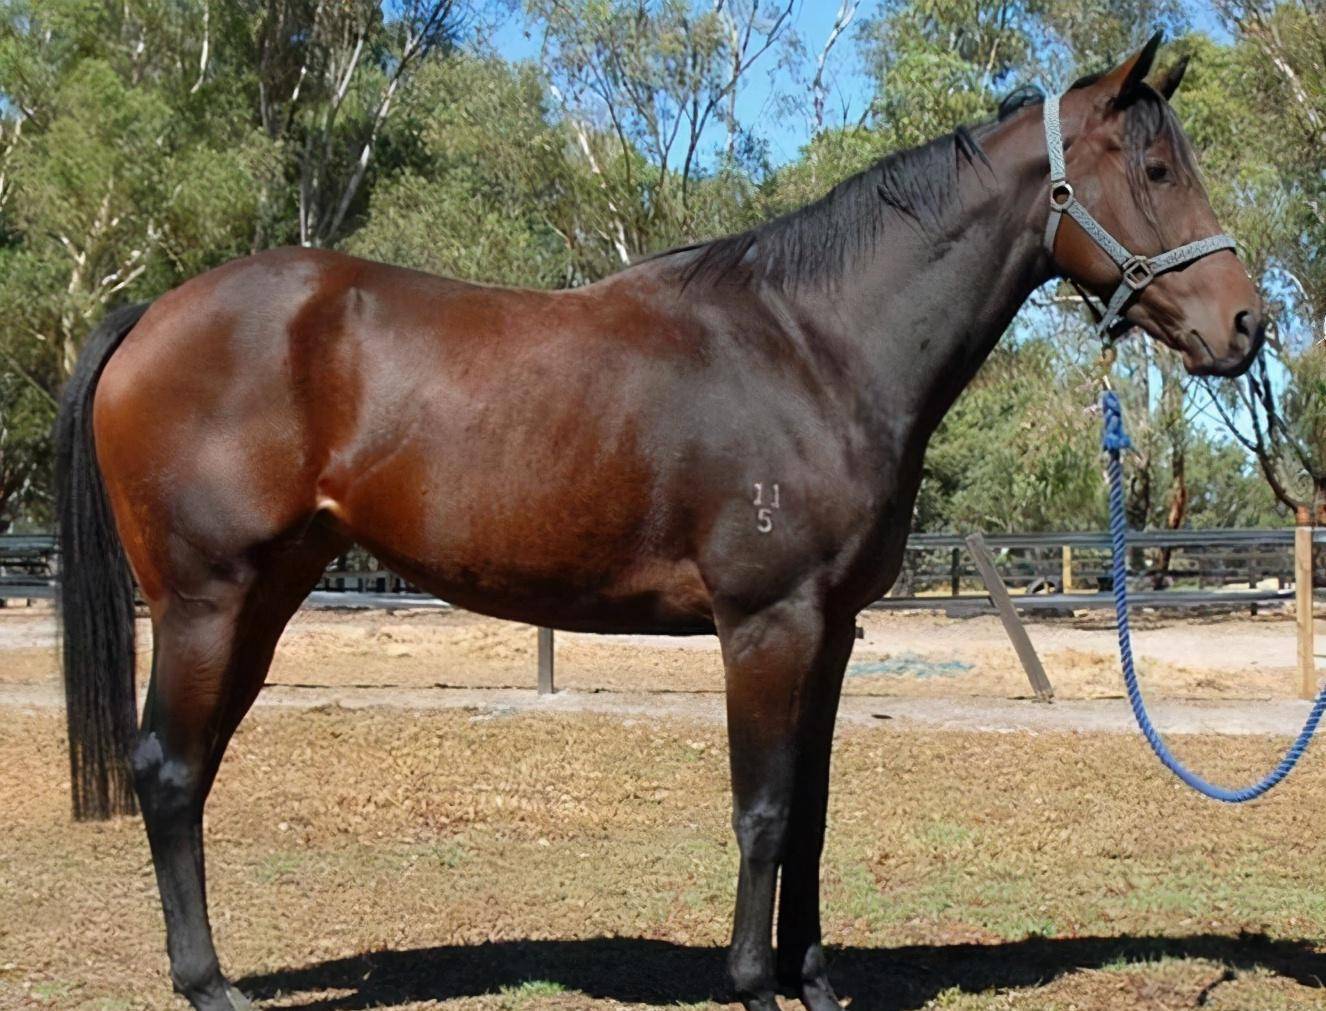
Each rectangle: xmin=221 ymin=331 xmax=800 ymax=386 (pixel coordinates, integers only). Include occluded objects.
xmin=92 ymin=247 xmax=736 ymax=628
xmin=96 ymin=246 xmax=888 ymax=630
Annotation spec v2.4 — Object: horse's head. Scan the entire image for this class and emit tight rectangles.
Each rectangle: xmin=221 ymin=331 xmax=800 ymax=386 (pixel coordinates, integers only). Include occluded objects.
xmin=1050 ymin=33 xmax=1263 ymax=377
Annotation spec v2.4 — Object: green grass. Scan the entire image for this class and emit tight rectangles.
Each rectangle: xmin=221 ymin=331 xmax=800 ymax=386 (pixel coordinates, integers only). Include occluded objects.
xmin=497 ymin=980 xmax=567 ymax=1007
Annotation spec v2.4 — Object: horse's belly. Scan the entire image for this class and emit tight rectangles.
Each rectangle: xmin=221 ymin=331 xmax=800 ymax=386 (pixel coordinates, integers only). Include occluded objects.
xmin=380 ymin=551 xmax=715 ymax=634
xmin=353 ymin=525 xmax=716 ymax=633
xmin=329 ymin=423 xmax=715 ymax=633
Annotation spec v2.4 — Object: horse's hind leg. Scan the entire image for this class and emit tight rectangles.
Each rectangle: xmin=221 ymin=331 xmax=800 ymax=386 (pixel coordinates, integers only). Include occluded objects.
xmin=131 ymin=528 xmax=341 ymax=1011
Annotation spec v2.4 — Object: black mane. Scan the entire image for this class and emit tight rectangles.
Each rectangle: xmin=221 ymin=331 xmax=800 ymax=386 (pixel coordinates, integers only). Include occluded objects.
xmin=663 ymin=69 xmax=1200 ymax=291
xmin=672 ymin=124 xmax=995 ymax=290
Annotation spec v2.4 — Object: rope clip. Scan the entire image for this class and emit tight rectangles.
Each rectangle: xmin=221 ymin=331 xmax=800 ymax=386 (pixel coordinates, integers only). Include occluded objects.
xmin=1097 ymin=342 xmax=1117 ymax=392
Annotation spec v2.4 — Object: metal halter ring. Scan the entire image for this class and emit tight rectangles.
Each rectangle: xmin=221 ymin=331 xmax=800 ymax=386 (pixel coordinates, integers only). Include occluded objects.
xmin=1049 ymin=181 xmax=1074 ymax=210
xmin=1121 ymin=255 xmax=1155 ymax=291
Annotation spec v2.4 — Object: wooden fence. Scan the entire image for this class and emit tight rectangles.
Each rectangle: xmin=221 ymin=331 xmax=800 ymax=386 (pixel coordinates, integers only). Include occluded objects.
xmin=4 ymin=526 xmax=1322 ymax=696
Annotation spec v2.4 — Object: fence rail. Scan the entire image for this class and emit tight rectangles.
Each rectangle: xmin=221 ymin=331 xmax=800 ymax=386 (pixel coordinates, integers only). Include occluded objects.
xmin=907 ymin=529 xmax=1326 ymax=549
xmin=4 ymin=528 xmax=1323 ymax=612
xmin=6 ymin=528 xmax=1320 ymax=698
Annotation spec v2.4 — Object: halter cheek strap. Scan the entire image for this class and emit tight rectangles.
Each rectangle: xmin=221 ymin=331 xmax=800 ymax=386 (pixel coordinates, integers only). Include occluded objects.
xmin=1042 ymin=91 xmax=1237 ymax=341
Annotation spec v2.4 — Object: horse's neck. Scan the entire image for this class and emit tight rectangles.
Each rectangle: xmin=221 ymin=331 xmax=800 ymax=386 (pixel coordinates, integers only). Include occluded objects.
xmin=805 ymin=113 xmax=1052 ymax=442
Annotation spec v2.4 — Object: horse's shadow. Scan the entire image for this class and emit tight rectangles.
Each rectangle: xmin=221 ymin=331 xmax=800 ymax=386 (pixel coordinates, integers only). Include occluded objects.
xmin=237 ymin=932 xmax=1326 ymax=1010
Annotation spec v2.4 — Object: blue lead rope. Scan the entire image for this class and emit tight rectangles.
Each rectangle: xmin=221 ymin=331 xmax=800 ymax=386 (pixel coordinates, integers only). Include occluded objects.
xmin=1102 ymin=389 xmax=1326 ymax=802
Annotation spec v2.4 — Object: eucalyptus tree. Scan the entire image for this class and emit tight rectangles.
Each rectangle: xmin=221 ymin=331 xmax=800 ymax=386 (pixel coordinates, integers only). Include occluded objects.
xmin=0 ymin=0 xmax=267 ymax=375
xmin=526 ymin=0 xmax=795 ymax=262
xmin=0 ymin=0 xmax=269 ymax=524
xmin=1180 ymin=14 xmax=1326 ymax=522
xmin=0 ymin=0 xmax=475 ymax=527
xmin=246 ymin=0 xmax=466 ymax=248
xmin=347 ymin=56 xmax=587 ymax=286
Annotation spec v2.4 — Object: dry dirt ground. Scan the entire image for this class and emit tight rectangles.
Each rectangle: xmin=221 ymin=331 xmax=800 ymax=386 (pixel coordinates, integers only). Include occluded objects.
xmin=4 ymin=605 xmax=1326 ymax=1011
xmin=0 ymin=603 xmax=1312 ymax=701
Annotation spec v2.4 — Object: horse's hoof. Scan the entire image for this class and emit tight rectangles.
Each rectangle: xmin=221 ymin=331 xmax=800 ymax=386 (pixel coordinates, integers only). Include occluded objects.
xmin=800 ymin=980 xmax=846 ymax=1011
xmin=178 ymin=978 xmax=254 ymax=1011
xmin=740 ymin=996 xmax=781 ymax=1011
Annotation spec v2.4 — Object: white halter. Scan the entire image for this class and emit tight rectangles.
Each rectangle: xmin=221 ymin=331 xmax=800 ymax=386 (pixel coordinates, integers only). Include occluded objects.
xmin=1042 ymin=91 xmax=1237 ymax=341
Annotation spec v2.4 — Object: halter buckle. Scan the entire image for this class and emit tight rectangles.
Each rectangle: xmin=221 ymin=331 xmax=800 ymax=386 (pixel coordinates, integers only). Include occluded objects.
xmin=1049 ymin=180 xmax=1074 ymax=210
xmin=1122 ymin=255 xmax=1154 ymax=291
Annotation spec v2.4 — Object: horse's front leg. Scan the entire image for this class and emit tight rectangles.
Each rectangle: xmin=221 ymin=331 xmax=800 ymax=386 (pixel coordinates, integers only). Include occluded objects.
xmin=717 ymin=593 xmax=853 ymax=1011
xmin=776 ymin=616 xmax=854 ymax=1011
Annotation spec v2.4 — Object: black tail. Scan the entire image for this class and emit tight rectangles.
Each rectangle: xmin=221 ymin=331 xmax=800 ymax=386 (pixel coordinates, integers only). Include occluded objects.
xmin=55 ymin=302 xmax=151 ymax=821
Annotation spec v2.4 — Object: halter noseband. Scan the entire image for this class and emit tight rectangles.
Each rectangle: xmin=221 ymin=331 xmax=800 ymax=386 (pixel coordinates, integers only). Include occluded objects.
xmin=1042 ymin=91 xmax=1236 ymax=342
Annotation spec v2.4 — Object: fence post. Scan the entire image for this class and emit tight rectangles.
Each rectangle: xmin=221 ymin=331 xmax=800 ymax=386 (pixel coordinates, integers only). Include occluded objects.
xmin=538 ymin=627 xmax=556 ymax=695
xmin=1061 ymin=545 xmax=1073 ymax=593
xmin=965 ymin=533 xmax=1054 ymax=702
xmin=1297 ymin=510 xmax=1315 ymax=700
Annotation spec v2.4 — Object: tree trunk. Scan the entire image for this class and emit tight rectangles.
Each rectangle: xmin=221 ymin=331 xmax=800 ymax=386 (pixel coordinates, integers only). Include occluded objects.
xmin=1315 ymin=477 xmax=1325 ymax=588
xmin=1153 ymin=448 xmax=1186 ymax=588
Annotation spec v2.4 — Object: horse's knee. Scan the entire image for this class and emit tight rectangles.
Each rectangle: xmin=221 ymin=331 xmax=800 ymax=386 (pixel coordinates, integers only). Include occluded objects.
xmin=131 ymin=732 xmax=203 ymax=822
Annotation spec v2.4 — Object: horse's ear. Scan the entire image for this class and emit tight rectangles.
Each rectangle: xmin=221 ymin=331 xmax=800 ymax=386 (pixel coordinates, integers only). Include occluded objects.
xmin=1155 ymin=55 xmax=1189 ymax=100
xmin=1099 ymin=30 xmax=1164 ymax=104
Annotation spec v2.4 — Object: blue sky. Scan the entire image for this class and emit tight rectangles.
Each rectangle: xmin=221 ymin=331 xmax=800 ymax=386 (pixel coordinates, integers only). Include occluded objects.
xmin=488 ymin=3 xmax=1232 ymax=171
xmin=486 ymin=4 xmax=885 ymax=167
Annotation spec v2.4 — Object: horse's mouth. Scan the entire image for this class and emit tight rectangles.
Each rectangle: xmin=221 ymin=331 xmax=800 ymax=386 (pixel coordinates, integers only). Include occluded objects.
xmin=1178 ymin=329 xmax=1221 ymax=375
xmin=1179 ymin=326 xmax=1263 ymax=378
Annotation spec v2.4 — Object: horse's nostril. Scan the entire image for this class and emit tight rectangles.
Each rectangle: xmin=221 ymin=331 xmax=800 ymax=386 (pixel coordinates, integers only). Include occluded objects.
xmin=1234 ymin=309 xmax=1263 ymax=341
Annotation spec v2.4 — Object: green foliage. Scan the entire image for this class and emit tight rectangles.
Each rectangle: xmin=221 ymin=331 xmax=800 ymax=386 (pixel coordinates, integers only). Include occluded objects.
xmin=857 ymin=0 xmax=1187 ymax=150
xmin=348 ymin=57 xmax=579 ymax=285
xmin=0 ymin=360 xmax=54 ymax=530
xmin=1039 ymin=0 xmax=1189 ymax=76
xmin=919 ymin=339 xmax=1104 ymax=533
xmin=0 ymin=0 xmax=1313 ymax=534
xmin=859 ymin=0 xmax=1034 ymax=149
xmin=528 ymin=0 xmax=787 ymax=255
xmin=763 ymin=126 xmax=894 ymax=214
xmin=1182 ymin=437 xmax=1283 ymax=529
xmin=1173 ymin=14 xmax=1326 ymax=518
xmin=0 ymin=0 xmax=280 ymax=522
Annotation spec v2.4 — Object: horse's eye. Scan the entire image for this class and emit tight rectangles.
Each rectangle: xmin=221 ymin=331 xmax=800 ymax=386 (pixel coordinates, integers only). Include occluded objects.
xmin=1146 ymin=161 xmax=1170 ymax=183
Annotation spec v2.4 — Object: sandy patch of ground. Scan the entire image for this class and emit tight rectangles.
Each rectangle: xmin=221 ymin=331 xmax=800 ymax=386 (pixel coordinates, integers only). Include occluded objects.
xmin=0 ymin=602 xmax=1309 ymax=701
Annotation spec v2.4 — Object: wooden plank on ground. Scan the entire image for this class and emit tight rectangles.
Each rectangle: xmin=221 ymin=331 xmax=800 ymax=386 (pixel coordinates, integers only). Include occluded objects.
xmin=965 ymin=533 xmax=1054 ymax=702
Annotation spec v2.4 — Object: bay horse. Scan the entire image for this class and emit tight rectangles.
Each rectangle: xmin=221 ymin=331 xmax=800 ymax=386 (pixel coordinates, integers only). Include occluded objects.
xmin=57 ymin=34 xmax=1264 ymax=1011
